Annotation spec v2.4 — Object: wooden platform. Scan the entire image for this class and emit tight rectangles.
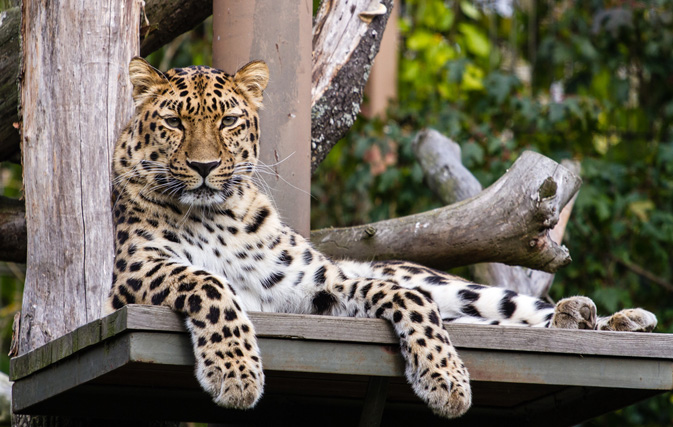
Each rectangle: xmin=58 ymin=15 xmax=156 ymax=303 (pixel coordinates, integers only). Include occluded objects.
xmin=10 ymin=305 xmax=673 ymax=426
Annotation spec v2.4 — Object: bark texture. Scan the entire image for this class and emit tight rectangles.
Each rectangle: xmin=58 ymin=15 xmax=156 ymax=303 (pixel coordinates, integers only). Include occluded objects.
xmin=19 ymin=0 xmax=141 ymax=354
xmin=0 ymin=0 xmax=212 ymax=163
xmin=413 ymin=129 xmax=579 ymax=297
xmin=311 ymin=151 xmax=582 ymax=273
xmin=310 ymin=0 xmax=394 ymax=173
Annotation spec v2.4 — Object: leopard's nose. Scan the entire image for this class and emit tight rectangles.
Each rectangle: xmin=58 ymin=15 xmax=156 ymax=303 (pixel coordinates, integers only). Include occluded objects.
xmin=187 ymin=160 xmax=221 ymax=178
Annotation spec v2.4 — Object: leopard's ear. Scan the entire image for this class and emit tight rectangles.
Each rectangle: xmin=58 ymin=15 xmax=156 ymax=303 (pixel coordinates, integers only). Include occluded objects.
xmin=234 ymin=60 xmax=269 ymax=109
xmin=128 ymin=57 xmax=169 ymax=105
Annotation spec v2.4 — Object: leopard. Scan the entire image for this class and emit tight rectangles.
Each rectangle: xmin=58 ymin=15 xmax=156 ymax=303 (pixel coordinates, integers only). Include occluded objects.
xmin=107 ymin=57 xmax=658 ymax=419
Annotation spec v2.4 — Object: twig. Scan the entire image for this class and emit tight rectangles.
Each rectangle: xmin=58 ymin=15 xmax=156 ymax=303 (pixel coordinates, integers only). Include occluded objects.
xmin=611 ymin=254 xmax=673 ymax=292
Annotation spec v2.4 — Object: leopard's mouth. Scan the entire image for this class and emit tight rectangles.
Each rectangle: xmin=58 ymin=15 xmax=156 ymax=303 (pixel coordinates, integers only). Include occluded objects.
xmin=178 ymin=181 xmax=236 ymax=206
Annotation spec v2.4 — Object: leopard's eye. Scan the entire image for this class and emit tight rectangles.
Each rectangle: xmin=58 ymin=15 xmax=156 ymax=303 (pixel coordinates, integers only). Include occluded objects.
xmin=164 ymin=116 xmax=182 ymax=128
xmin=221 ymin=116 xmax=238 ymax=128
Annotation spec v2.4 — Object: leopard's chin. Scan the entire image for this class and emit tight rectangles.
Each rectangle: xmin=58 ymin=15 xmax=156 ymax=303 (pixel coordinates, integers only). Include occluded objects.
xmin=179 ymin=187 xmax=229 ymax=207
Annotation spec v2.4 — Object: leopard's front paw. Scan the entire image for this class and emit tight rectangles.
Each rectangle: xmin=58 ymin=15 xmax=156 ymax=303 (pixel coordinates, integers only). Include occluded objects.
xmin=551 ymin=296 xmax=597 ymax=329
xmin=193 ymin=323 xmax=265 ymax=409
xmin=405 ymin=332 xmax=471 ymax=418
xmin=196 ymin=348 xmax=265 ymax=408
xmin=597 ymin=308 xmax=657 ymax=332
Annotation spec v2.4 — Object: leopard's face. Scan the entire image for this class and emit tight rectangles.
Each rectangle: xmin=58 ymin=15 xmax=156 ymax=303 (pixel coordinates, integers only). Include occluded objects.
xmin=113 ymin=58 xmax=269 ymax=207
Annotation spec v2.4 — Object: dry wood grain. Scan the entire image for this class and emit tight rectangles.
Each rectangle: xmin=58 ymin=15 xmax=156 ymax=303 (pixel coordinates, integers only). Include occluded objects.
xmin=19 ymin=0 xmax=142 ymax=356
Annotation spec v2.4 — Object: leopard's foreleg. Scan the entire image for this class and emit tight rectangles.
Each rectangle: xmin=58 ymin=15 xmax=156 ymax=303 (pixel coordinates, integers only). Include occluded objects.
xmin=109 ymin=261 xmax=264 ymax=408
xmin=329 ymin=279 xmax=472 ymax=419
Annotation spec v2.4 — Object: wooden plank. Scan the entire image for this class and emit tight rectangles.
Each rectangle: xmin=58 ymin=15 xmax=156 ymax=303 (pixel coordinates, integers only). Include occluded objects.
xmin=464 ymin=350 xmax=673 ymax=390
xmin=12 ymin=305 xmax=673 ymax=381
xmin=124 ymin=305 xmax=673 ymax=358
xmin=124 ymin=332 xmax=673 ymax=389
xmin=10 ymin=315 xmax=104 ymax=381
xmin=127 ymin=333 xmax=405 ymax=377
xmin=13 ymin=327 xmax=673 ymax=417
xmin=12 ymin=334 xmax=133 ymax=413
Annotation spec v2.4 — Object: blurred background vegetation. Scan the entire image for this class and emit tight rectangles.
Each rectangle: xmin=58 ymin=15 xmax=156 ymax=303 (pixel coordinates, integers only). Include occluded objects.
xmin=1 ymin=0 xmax=672 ymax=424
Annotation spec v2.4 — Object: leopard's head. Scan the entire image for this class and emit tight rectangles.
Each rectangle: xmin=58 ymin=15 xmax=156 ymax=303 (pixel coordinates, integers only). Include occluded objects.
xmin=113 ymin=57 xmax=269 ymax=207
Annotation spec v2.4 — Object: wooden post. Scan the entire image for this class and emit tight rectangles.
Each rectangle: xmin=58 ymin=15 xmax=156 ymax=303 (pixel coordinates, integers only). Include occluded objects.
xmin=212 ymin=0 xmax=312 ymax=236
xmin=362 ymin=1 xmax=399 ymax=119
xmin=19 ymin=0 xmax=142 ymax=355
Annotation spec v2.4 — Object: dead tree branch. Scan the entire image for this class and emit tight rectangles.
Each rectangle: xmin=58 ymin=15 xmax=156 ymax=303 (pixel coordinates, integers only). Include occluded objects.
xmin=412 ymin=129 xmax=579 ymax=297
xmin=311 ymin=150 xmax=582 ymax=273
xmin=310 ymin=0 xmax=394 ymax=173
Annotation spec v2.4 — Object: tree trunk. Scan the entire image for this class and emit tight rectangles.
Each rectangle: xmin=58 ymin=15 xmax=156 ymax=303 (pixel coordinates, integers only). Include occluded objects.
xmin=311 ymin=151 xmax=581 ymax=273
xmin=19 ymin=0 xmax=141 ymax=353
xmin=15 ymin=2 xmax=147 ymax=426
xmin=413 ymin=129 xmax=579 ymax=297
xmin=310 ymin=0 xmax=394 ymax=173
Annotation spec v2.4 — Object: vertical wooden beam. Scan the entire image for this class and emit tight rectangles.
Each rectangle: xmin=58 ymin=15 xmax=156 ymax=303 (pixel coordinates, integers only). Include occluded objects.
xmin=358 ymin=376 xmax=389 ymax=427
xmin=212 ymin=0 xmax=312 ymax=236
xmin=362 ymin=2 xmax=399 ymax=119
xmin=19 ymin=0 xmax=142 ymax=354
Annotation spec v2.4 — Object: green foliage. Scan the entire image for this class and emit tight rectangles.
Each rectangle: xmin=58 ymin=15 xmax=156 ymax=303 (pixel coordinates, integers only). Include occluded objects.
xmin=311 ymin=1 xmax=673 ymax=423
xmin=0 ymin=162 xmax=24 ymax=374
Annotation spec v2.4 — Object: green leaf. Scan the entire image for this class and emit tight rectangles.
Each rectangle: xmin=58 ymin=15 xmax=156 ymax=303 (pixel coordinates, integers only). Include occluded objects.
xmin=457 ymin=23 xmax=491 ymax=58
xmin=407 ymin=30 xmax=437 ymax=50
xmin=461 ymin=141 xmax=484 ymax=167
xmin=460 ymin=1 xmax=481 ymax=20
xmin=461 ymin=63 xmax=485 ymax=91
xmin=628 ymin=199 xmax=655 ymax=222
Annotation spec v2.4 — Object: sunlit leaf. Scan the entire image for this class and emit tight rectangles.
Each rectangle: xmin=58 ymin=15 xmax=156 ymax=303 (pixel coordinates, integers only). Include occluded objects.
xmin=457 ymin=23 xmax=491 ymax=58
xmin=461 ymin=63 xmax=485 ymax=91
xmin=460 ymin=1 xmax=481 ymax=20
xmin=628 ymin=200 xmax=655 ymax=222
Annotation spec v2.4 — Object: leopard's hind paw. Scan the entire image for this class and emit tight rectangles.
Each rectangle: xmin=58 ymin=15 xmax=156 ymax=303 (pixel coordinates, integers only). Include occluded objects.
xmin=597 ymin=308 xmax=657 ymax=332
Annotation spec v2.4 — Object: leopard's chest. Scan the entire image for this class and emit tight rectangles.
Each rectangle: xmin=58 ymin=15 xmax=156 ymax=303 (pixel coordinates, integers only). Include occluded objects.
xmin=163 ymin=217 xmax=312 ymax=312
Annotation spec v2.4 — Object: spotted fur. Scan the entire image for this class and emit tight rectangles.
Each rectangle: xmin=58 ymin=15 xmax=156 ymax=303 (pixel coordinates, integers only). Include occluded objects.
xmin=107 ymin=57 xmax=657 ymax=418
